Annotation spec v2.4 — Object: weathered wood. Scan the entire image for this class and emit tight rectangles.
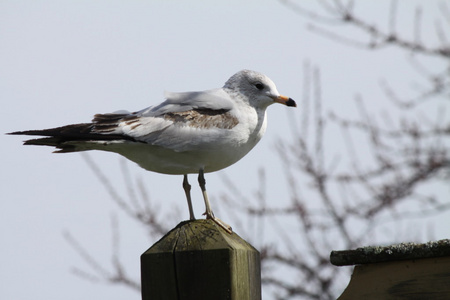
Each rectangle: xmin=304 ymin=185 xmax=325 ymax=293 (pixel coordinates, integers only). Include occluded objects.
xmin=331 ymin=239 xmax=450 ymax=266
xmin=337 ymin=256 xmax=450 ymax=299
xmin=141 ymin=219 xmax=261 ymax=300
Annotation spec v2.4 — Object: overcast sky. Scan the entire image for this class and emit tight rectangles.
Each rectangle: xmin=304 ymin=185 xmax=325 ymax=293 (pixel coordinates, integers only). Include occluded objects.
xmin=1 ymin=1 xmax=448 ymax=299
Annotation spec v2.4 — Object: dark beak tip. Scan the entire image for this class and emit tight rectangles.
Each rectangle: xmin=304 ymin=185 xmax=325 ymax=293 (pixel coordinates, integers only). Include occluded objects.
xmin=286 ymin=98 xmax=297 ymax=107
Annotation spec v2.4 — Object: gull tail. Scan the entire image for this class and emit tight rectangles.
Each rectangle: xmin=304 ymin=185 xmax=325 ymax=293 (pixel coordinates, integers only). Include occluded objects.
xmin=8 ymin=120 xmax=135 ymax=153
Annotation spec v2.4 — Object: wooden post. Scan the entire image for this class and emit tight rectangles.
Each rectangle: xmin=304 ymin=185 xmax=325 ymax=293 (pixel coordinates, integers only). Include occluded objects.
xmin=337 ymin=256 xmax=450 ymax=299
xmin=331 ymin=239 xmax=450 ymax=299
xmin=141 ymin=219 xmax=261 ymax=300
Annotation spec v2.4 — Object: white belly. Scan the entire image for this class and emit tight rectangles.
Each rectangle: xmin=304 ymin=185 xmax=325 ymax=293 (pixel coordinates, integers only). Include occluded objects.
xmin=77 ymin=108 xmax=267 ymax=175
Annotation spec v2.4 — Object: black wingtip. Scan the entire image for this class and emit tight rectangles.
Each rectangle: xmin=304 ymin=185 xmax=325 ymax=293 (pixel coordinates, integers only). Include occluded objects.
xmin=7 ymin=129 xmax=56 ymax=136
xmin=7 ymin=131 xmax=25 ymax=135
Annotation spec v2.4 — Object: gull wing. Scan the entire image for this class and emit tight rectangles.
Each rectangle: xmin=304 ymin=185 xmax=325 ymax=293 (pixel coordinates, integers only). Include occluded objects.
xmin=9 ymin=88 xmax=239 ymax=153
xmin=100 ymin=88 xmax=238 ymax=150
xmin=140 ymin=88 xmax=234 ymax=116
xmin=76 ymin=89 xmax=234 ymax=148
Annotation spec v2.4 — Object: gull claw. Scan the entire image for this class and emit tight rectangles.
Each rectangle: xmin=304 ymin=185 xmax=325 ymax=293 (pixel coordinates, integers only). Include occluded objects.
xmin=204 ymin=212 xmax=233 ymax=234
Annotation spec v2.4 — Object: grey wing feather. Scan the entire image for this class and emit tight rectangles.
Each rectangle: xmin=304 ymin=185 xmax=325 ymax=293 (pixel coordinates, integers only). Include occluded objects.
xmin=139 ymin=88 xmax=234 ymax=116
xmin=9 ymin=88 xmax=236 ymax=153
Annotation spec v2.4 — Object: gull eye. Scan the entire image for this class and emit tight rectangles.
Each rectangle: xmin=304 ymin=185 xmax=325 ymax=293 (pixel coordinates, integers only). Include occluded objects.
xmin=255 ymin=83 xmax=264 ymax=90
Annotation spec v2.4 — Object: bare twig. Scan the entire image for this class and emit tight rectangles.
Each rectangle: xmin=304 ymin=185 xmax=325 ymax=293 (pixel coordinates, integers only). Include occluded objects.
xmin=63 ymin=216 xmax=140 ymax=291
xmin=81 ymin=153 xmax=171 ymax=237
xmin=280 ymin=0 xmax=450 ymax=57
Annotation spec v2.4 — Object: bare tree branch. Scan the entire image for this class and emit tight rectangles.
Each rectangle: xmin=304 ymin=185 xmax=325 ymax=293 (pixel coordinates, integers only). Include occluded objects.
xmin=63 ymin=215 xmax=140 ymax=291
xmin=65 ymin=2 xmax=449 ymax=299
xmin=81 ymin=153 xmax=171 ymax=237
xmin=281 ymin=0 xmax=450 ymax=57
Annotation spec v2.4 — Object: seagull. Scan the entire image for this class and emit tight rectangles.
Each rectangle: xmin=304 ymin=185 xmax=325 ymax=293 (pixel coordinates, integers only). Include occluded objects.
xmin=9 ymin=69 xmax=296 ymax=233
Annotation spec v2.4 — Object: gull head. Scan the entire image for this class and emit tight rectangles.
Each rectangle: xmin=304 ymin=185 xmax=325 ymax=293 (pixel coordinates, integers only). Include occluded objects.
xmin=223 ymin=69 xmax=296 ymax=109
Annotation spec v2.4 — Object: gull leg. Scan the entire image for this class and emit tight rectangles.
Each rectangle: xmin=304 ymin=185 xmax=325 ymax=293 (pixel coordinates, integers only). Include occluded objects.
xmin=198 ymin=169 xmax=232 ymax=233
xmin=183 ymin=175 xmax=196 ymax=220
xmin=198 ymin=170 xmax=213 ymax=218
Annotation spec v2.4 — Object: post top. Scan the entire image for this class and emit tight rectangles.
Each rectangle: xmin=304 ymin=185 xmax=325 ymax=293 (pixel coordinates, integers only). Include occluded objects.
xmin=142 ymin=219 xmax=258 ymax=255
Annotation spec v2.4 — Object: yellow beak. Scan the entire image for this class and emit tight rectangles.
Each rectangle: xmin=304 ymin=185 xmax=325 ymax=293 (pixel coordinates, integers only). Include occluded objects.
xmin=274 ymin=95 xmax=297 ymax=107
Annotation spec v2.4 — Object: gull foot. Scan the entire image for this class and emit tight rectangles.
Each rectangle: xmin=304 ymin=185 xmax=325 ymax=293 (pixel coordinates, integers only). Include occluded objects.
xmin=204 ymin=213 xmax=233 ymax=234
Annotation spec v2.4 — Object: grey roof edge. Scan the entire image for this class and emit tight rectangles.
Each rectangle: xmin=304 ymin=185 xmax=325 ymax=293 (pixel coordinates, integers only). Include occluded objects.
xmin=330 ymin=239 xmax=450 ymax=266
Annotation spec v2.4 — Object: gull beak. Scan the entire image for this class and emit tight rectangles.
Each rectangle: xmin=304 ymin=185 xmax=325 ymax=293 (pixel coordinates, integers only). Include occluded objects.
xmin=274 ymin=95 xmax=297 ymax=107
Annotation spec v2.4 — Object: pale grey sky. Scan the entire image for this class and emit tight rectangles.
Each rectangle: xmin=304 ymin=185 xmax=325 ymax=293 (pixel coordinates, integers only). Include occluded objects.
xmin=1 ymin=1 xmax=447 ymax=299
